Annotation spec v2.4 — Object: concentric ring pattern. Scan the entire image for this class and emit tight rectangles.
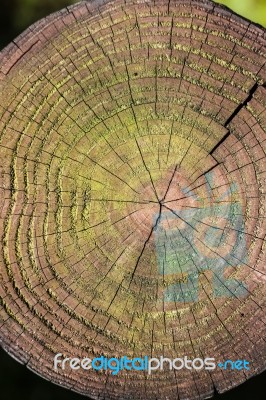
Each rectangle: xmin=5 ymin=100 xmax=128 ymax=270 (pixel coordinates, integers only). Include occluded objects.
xmin=0 ymin=0 xmax=266 ymax=399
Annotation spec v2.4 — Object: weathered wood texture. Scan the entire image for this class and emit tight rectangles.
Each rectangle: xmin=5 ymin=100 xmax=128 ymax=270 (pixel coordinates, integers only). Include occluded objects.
xmin=0 ymin=0 xmax=265 ymax=399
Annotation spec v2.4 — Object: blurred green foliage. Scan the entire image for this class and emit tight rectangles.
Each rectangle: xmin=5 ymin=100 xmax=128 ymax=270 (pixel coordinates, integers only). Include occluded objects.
xmin=216 ymin=0 xmax=266 ymax=27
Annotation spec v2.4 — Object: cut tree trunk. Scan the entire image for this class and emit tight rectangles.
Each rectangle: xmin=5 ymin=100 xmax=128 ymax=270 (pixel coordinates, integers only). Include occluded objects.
xmin=0 ymin=1 xmax=265 ymax=399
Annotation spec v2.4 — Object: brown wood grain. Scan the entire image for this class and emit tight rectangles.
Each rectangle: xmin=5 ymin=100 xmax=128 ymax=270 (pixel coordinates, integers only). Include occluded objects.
xmin=0 ymin=1 xmax=265 ymax=399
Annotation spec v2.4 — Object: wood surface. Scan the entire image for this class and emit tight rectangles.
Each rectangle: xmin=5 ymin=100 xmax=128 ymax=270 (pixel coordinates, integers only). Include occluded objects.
xmin=0 ymin=0 xmax=265 ymax=399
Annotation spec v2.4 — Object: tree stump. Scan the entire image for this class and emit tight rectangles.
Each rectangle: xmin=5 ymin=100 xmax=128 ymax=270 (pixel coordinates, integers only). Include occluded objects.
xmin=0 ymin=0 xmax=265 ymax=399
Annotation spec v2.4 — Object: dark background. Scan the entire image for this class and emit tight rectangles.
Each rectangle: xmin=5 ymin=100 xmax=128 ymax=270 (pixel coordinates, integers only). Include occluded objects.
xmin=0 ymin=0 xmax=265 ymax=399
